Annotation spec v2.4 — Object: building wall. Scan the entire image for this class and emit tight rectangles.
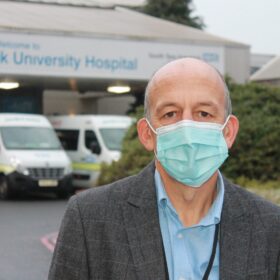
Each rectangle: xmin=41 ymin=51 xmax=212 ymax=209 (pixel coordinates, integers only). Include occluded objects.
xmin=250 ymin=53 xmax=275 ymax=75
xmin=44 ymin=90 xmax=135 ymax=116
xmin=224 ymin=47 xmax=250 ymax=83
xmin=44 ymin=90 xmax=85 ymax=116
xmin=96 ymin=95 xmax=135 ymax=115
xmin=43 ymin=45 xmax=251 ymax=117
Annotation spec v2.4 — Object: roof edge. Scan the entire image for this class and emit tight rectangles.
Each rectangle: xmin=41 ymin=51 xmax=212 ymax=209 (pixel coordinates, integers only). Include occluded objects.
xmin=250 ymin=55 xmax=280 ymax=81
xmin=115 ymin=6 xmax=250 ymax=48
xmin=0 ymin=26 xmax=249 ymax=49
xmin=6 ymin=0 xmax=115 ymax=9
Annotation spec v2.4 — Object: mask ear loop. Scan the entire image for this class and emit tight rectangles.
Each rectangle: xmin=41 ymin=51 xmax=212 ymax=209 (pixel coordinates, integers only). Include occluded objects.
xmin=145 ymin=118 xmax=159 ymax=159
xmin=145 ymin=118 xmax=157 ymax=135
xmin=221 ymin=115 xmax=231 ymax=131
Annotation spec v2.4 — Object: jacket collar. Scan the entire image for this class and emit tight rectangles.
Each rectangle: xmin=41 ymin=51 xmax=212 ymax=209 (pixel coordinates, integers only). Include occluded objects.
xmin=122 ymin=161 xmax=168 ymax=280
xmin=126 ymin=161 xmax=157 ymax=207
xmin=219 ymin=177 xmax=252 ymax=279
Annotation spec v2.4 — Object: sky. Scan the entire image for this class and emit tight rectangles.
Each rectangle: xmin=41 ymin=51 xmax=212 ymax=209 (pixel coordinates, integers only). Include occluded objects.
xmin=193 ymin=0 xmax=280 ymax=55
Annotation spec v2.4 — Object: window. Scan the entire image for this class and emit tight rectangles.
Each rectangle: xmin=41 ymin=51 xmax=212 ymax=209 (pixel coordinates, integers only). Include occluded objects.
xmin=55 ymin=129 xmax=79 ymax=151
xmin=1 ymin=127 xmax=62 ymax=150
xmin=85 ymin=130 xmax=101 ymax=154
xmin=99 ymin=128 xmax=127 ymax=151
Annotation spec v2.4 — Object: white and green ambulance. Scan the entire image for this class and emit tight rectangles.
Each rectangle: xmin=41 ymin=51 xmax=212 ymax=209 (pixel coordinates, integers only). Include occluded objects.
xmin=48 ymin=115 xmax=133 ymax=189
xmin=0 ymin=113 xmax=73 ymax=199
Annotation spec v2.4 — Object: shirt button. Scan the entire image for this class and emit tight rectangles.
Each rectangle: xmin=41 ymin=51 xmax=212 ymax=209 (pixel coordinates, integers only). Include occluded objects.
xmin=178 ymin=277 xmax=186 ymax=280
xmin=177 ymin=233 xmax=183 ymax=239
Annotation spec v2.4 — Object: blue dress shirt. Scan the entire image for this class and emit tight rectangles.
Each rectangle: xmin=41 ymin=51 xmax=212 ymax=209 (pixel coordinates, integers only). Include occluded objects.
xmin=155 ymin=170 xmax=225 ymax=280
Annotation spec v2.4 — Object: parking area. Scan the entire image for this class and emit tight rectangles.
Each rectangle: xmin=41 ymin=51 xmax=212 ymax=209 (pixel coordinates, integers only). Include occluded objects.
xmin=0 ymin=193 xmax=68 ymax=280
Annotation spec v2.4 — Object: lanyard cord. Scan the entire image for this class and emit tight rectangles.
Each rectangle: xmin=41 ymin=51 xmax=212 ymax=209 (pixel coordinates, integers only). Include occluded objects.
xmin=202 ymin=223 xmax=220 ymax=280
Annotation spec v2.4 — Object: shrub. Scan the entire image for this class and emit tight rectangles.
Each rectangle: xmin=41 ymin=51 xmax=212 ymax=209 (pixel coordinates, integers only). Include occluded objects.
xmin=221 ymin=81 xmax=280 ymax=182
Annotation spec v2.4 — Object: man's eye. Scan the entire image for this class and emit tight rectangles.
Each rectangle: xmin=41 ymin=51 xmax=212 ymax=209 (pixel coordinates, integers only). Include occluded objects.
xmin=164 ymin=112 xmax=177 ymax=118
xmin=199 ymin=111 xmax=210 ymax=118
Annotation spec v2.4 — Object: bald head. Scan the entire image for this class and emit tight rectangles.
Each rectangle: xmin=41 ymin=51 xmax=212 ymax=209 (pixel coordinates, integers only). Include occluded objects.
xmin=144 ymin=58 xmax=231 ymax=121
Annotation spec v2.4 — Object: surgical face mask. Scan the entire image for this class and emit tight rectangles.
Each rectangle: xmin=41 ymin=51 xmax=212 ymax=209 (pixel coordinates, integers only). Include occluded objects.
xmin=147 ymin=116 xmax=230 ymax=187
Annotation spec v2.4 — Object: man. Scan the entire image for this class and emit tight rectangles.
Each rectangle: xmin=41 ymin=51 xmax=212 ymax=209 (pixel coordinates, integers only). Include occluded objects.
xmin=49 ymin=58 xmax=280 ymax=280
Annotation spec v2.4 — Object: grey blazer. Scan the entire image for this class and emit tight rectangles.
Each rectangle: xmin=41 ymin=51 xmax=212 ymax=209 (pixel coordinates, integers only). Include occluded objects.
xmin=49 ymin=162 xmax=280 ymax=280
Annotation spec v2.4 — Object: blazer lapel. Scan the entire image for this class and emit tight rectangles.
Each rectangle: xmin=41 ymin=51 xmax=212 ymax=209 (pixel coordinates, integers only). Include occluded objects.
xmin=220 ymin=178 xmax=252 ymax=280
xmin=122 ymin=162 xmax=168 ymax=280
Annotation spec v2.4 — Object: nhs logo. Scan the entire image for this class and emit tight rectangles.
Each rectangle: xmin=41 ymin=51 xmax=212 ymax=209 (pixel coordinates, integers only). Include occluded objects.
xmin=202 ymin=53 xmax=219 ymax=62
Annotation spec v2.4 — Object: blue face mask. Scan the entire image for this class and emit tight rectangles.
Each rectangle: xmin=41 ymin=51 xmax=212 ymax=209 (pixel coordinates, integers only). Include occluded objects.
xmin=147 ymin=117 xmax=230 ymax=187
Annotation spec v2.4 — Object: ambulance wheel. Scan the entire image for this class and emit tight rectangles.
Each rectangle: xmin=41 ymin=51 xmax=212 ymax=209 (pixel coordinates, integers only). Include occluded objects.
xmin=0 ymin=176 xmax=13 ymax=200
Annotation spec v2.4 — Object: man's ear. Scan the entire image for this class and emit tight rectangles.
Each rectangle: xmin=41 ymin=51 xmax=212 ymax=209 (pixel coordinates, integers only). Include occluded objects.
xmin=137 ymin=118 xmax=156 ymax=151
xmin=223 ymin=115 xmax=239 ymax=149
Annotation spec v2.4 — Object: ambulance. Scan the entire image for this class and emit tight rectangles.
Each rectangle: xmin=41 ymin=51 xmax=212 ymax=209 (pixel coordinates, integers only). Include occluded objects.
xmin=48 ymin=115 xmax=133 ymax=189
xmin=0 ymin=113 xmax=73 ymax=199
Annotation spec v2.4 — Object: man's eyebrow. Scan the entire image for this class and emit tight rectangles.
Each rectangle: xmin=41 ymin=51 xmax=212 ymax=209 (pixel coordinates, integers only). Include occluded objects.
xmin=154 ymin=101 xmax=220 ymax=115
xmin=155 ymin=102 xmax=180 ymax=114
xmin=195 ymin=101 xmax=219 ymax=111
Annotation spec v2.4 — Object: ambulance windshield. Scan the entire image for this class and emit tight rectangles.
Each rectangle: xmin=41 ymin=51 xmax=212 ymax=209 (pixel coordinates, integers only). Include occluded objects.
xmin=99 ymin=128 xmax=128 ymax=151
xmin=0 ymin=127 xmax=62 ymax=150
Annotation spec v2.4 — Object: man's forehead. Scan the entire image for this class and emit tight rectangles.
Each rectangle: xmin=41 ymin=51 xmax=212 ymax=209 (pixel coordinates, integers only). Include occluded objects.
xmin=150 ymin=58 xmax=222 ymax=89
xmin=148 ymin=62 xmax=225 ymax=104
xmin=146 ymin=58 xmax=226 ymax=115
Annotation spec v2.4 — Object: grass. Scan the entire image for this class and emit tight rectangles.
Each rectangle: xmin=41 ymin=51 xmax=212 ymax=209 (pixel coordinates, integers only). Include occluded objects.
xmin=247 ymin=188 xmax=280 ymax=206
xmin=248 ymin=188 xmax=280 ymax=205
xmin=233 ymin=177 xmax=280 ymax=205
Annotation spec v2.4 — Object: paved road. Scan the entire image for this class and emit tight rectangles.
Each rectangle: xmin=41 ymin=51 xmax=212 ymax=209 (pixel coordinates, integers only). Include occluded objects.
xmin=0 ymin=193 xmax=69 ymax=280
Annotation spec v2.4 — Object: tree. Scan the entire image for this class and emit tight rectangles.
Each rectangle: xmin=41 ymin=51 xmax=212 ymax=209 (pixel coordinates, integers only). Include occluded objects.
xmin=141 ymin=0 xmax=205 ymax=30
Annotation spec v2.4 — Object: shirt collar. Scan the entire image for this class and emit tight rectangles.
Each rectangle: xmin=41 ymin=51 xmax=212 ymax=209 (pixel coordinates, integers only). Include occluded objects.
xmin=154 ymin=169 xmax=169 ymax=209
xmin=154 ymin=169 xmax=225 ymax=226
